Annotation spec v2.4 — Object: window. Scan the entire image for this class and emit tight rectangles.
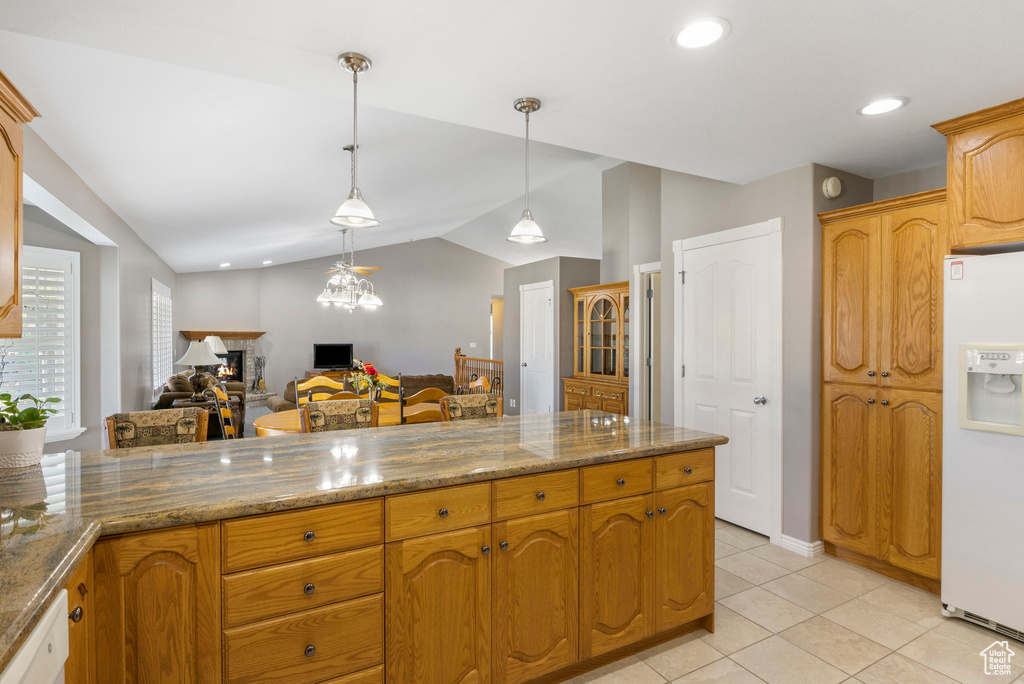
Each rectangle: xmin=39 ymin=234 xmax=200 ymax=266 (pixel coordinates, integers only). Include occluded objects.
xmin=0 ymin=246 xmax=82 ymax=442
xmin=152 ymin=278 xmax=173 ymax=395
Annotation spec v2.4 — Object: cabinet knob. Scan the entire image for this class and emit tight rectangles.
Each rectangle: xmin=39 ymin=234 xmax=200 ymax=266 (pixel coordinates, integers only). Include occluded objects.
xmin=646 ymin=510 xmax=655 ymax=519
xmin=304 ymin=583 xmax=316 ymax=595
xmin=881 ymin=400 xmax=889 ymax=406
xmin=536 ymin=491 xmax=545 ymax=501
xmin=69 ymin=606 xmax=83 ymax=623
xmin=683 ymin=466 xmax=693 ymax=474
xmin=481 ymin=545 xmax=491 ymax=555
xmin=499 ymin=541 xmax=509 ymax=551
xmin=881 ymin=371 xmax=889 ymax=377
xmin=867 ymin=370 xmax=876 ymax=377
xmin=303 ymin=531 xmax=315 ymax=543
xmin=658 ymin=507 xmax=667 ymax=515
xmin=438 ymin=507 xmax=449 ymax=519
xmin=304 ymin=645 xmax=316 ymax=658
xmin=616 ymin=478 xmax=626 ymax=487
xmin=867 ymin=398 xmax=875 ymax=404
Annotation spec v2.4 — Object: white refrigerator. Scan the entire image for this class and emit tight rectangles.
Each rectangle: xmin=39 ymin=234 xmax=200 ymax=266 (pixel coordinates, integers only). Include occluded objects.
xmin=942 ymin=252 xmax=1024 ymax=640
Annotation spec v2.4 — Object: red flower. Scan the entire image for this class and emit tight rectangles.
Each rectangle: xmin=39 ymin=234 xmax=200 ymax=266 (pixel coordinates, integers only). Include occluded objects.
xmin=364 ymin=364 xmax=378 ymax=376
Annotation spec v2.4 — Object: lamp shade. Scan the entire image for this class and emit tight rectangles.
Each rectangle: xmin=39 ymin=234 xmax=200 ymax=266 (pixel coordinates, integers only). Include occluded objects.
xmin=175 ymin=340 xmax=223 ymax=367
xmin=330 ymin=189 xmax=380 ymax=228
xmin=203 ymin=335 xmax=228 ymax=355
xmin=358 ymin=291 xmax=382 ymax=308
xmin=507 ymin=210 xmax=547 ymax=244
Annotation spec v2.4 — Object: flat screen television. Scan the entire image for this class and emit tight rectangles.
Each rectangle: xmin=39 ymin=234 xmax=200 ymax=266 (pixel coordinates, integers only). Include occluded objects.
xmin=313 ymin=343 xmax=354 ymax=370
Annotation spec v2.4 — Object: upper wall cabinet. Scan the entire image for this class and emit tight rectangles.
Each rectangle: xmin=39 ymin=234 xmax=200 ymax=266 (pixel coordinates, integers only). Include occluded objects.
xmin=933 ymin=97 xmax=1024 ymax=249
xmin=0 ymin=69 xmax=39 ymax=338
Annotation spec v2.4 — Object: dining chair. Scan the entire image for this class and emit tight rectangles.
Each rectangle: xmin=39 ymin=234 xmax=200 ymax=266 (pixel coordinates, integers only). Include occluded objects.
xmin=295 ymin=375 xmax=348 ymax=405
xmin=439 ymin=393 xmax=503 ymax=421
xmin=300 ymin=398 xmax=379 ymax=433
xmin=106 ymin=407 xmax=209 ymax=449
xmin=202 ymin=384 xmax=237 ymax=439
xmin=400 ymin=386 xmax=447 ymax=424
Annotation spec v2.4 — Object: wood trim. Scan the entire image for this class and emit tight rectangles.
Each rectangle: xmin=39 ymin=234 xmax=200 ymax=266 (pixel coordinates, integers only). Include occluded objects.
xmin=679 ymin=216 xmax=783 ymax=251
xmin=817 ymin=189 xmax=947 ymax=224
xmin=823 ymin=542 xmax=940 ymax=595
xmin=0 ymin=69 xmax=40 ymax=123
xmin=179 ymin=330 xmax=266 ymax=341
xmin=567 ymin=281 xmax=629 ymax=296
xmin=931 ymin=97 xmax=1024 ymax=136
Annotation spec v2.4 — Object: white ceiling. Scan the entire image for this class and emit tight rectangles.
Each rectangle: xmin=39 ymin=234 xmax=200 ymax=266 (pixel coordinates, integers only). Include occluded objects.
xmin=3 ymin=0 xmax=1024 ymax=270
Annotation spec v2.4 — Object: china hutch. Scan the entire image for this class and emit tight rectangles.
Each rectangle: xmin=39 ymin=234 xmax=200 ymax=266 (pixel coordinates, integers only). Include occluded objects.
xmin=562 ymin=281 xmax=629 ymax=416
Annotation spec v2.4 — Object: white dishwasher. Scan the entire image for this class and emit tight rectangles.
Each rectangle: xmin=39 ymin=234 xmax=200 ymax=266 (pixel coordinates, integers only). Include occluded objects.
xmin=0 ymin=590 xmax=68 ymax=684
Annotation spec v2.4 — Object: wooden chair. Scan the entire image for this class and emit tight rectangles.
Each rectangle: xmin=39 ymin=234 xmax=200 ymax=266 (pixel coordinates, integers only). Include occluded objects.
xmin=299 ymin=398 xmax=379 ymax=433
xmin=374 ymin=373 xmax=401 ymax=402
xmin=295 ymin=375 xmax=347 ymax=405
xmin=325 ymin=391 xmax=360 ymax=401
xmin=400 ymin=387 xmax=447 ymax=424
xmin=202 ymin=385 xmax=237 ymax=439
xmin=106 ymin=407 xmax=209 ymax=449
xmin=438 ymin=393 xmax=503 ymax=421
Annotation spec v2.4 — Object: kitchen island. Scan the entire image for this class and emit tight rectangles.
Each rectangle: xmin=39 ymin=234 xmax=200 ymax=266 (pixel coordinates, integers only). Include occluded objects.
xmin=0 ymin=410 xmax=726 ymax=683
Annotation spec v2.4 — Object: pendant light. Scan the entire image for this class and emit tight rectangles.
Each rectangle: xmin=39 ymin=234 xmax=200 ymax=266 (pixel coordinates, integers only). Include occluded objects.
xmin=507 ymin=97 xmax=546 ymax=244
xmin=331 ymin=52 xmax=380 ymax=229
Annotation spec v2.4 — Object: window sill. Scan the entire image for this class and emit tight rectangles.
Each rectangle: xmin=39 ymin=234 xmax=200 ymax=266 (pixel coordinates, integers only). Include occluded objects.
xmin=45 ymin=427 xmax=87 ymax=443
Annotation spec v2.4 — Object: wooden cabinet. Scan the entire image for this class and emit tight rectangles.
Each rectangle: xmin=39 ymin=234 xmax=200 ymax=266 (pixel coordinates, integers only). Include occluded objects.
xmin=654 ymin=483 xmax=714 ymax=632
xmin=933 ymin=97 xmax=1024 ymax=249
xmin=0 ymin=70 xmax=39 ymax=338
xmin=65 ymin=552 xmax=93 ymax=684
xmin=92 ymin=524 xmax=221 ymax=683
xmin=563 ymin=281 xmax=630 ymax=416
xmin=492 ymin=509 xmax=579 ymax=684
xmin=386 ymin=526 xmax=491 ymax=684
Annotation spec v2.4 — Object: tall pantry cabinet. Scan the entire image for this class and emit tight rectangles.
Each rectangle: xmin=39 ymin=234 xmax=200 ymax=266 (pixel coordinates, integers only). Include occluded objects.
xmin=819 ymin=189 xmax=946 ymax=589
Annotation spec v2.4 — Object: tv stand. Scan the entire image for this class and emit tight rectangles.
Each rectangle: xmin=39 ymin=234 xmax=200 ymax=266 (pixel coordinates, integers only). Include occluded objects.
xmin=305 ymin=369 xmax=357 ymax=382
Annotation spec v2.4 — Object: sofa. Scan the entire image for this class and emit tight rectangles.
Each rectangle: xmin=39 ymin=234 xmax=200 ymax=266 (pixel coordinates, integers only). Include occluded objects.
xmin=155 ymin=371 xmax=246 ymax=434
xmin=267 ymin=378 xmax=349 ymax=413
xmin=267 ymin=374 xmax=457 ymax=413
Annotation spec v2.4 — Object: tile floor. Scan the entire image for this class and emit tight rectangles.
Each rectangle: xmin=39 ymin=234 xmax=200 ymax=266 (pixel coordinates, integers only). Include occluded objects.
xmin=568 ymin=519 xmax=1024 ymax=684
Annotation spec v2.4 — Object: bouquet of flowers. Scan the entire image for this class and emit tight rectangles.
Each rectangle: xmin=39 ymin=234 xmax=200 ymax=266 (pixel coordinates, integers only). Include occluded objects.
xmin=350 ymin=359 xmax=387 ymax=395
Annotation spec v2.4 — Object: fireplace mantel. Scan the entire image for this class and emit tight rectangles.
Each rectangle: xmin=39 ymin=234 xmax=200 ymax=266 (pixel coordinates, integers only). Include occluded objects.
xmin=179 ymin=330 xmax=266 ymax=341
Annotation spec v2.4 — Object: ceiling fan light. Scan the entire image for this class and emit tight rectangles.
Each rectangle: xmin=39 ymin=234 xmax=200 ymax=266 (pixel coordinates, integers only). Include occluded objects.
xmin=316 ymin=288 xmax=333 ymax=303
xmin=331 ymin=189 xmax=380 ymax=228
xmin=507 ymin=210 xmax=547 ymax=244
xmin=359 ymin=291 xmax=383 ymax=308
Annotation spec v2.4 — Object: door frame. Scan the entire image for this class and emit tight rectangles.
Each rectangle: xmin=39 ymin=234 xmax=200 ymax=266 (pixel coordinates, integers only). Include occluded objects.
xmin=672 ymin=217 xmax=784 ymax=546
xmin=630 ymin=261 xmax=661 ymax=420
xmin=519 ymin=279 xmax=555 ymax=414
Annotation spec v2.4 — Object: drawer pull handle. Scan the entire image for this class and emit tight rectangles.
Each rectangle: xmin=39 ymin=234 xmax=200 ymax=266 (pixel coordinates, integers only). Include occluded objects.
xmin=481 ymin=545 xmax=490 ymax=555
xmin=881 ymin=371 xmax=889 ymax=377
xmin=304 ymin=583 xmax=316 ymax=595
xmin=867 ymin=370 xmax=876 ymax=377
xmin=536 ymin=491 xmax=545 ymax=501
xmin=867 ymin=398 xmax=875 ymax=404
xmin=646 ymin=510 xmax=655 ymax=519
xmin=499 ymin=541 xmax=509 ymax=551
xmin=303 ymin=531 xmax=315 ymax=543
xmin=881 ymin=399 xmax=889 ymax=406
xmin=304 ymin=645 xmax=316 ymax=658
xmin=684 ymin=466 xmax=693 ymax=474
xmin=438 ymin=507 xmax=449 ymax=519
xmin=616 ymin=478 xmax=626 ymax=487
xmin=658 ymin=507 xmax=667 ymax=515
xmin=69 ymin=607 xmax=83 ymax=623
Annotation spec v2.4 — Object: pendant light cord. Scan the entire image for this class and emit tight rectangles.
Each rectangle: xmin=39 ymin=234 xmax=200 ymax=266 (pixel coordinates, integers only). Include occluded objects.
xmin=524 ymin=110 xmax=530 ymax=211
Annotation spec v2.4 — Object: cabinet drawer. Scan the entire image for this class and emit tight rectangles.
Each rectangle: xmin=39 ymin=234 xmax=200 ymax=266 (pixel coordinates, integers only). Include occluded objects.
xmin=581 ymin=459 xmax=652 ymax=504
xmin=223 ymin=545 xmax=383 ymax=628
xmin=655 ymin=449 xmax=715 ymax=489
xmin=321 ymin=665 xmax=384 ymax=684
xmin=492 ymin=469 xmax=579 ymax=520
xmin=564 ymin=382 xmax=590 ymax=396
xmin=592 ymin=388 xmax=623 ymax=401
xmin=601 ymin=399 xmax=625 ymax=415
xmin=223 ymin=593 xmax=383 ymax=684
xmin=386 ymin=482 xmax=491 ymax=541
xmin=222 ymin=498 xmax=382 ymax=573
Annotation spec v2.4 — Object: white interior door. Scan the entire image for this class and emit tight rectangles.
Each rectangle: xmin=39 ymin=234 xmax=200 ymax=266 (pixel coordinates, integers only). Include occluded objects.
xmin=681 ymin=225 xmax=781 ymax=536
xmin=520 ymin=280 xmax=554 ymax=414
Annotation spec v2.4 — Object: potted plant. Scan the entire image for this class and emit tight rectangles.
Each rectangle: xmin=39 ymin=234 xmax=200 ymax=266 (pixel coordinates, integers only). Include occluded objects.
xmin=0 ymin=393 xmax=60 ymax=468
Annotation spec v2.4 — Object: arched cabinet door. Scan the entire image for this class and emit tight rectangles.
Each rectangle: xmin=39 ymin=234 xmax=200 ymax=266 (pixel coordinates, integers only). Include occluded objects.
xmin=654 ymin=483 xmax=714 ymax=632
xmin=586 ymin=295 xmax=620 ymax=380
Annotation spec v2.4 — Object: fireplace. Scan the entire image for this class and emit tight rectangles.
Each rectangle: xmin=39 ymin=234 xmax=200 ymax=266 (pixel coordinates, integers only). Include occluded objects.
xmin=213 ymin=350 xmax=245 ymax=383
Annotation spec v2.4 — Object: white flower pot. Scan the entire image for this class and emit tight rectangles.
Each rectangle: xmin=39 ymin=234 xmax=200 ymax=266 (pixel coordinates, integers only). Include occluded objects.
xmin=0 ymin=426 xmax=48 ymax=468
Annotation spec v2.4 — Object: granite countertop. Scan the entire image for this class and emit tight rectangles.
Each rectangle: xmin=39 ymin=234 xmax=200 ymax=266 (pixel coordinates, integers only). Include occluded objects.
xmin=0 ymin=410 xmax=726 ymax=673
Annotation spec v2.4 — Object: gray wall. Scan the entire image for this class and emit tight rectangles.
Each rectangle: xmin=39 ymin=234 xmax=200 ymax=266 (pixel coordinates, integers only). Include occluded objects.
xmin=502 ymin=257 xmax=600 ymax=415
xmin=176 ymin=238 xmax=508 ymax=395
xmin=21 ymin=207 xmax=104 ymax=450
xmin=601 ymin=163 xmax=661 ymax=282
xmin=872 ymin=163 xmax=946 ymax=202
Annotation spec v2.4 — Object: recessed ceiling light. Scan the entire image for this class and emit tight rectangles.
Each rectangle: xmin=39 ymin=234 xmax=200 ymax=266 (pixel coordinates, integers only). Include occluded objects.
xmin=671 ymin=17 xmax=731 ymax=49
xmin=219 ymin=262 xmax=230 ymax=268
xmin=262 ymin=259 xmax=273 ymax=265
xmin=858 ymin=97 xmax=908 ymax=116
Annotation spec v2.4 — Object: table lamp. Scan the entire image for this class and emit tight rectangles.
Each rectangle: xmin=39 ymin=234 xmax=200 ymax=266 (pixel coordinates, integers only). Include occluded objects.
xmin=175 ymin=340 xmax=223 ymax=400
xmin=203 ymin=335 xmax=228 ymax=355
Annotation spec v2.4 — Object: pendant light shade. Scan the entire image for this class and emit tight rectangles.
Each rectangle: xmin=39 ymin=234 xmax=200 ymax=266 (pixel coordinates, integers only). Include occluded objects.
xmin=332 ymin=187 xmax=379 ymax=228
xmin=332 ymin=52 xmax=380 ymax=229
xmin=508 ymin=97 xmax=547 ymax=245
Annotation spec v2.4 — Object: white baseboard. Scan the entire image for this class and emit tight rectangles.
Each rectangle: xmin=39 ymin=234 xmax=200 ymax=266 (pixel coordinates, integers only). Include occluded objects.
xmin=777 ymin=534 xmax=824 ymax=558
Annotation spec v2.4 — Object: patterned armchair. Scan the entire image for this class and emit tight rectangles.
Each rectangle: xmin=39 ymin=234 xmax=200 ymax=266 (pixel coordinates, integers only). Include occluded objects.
xmin=439 ymin=393 xmax=503 ymax=421
xmin=106 ymin=407 xmax=209 ymax=449
xmin=300 ymin=398 xmax=379 ymax=432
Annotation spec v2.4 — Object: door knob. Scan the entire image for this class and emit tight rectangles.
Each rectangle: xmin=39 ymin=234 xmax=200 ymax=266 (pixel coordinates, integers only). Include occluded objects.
xmin=881 ymin=400 xmax=889 ymax=406
xmin=658 ymin=507 xmax=667 ymax=515
xmin=481 ymin=545 xmax=490 ymax=555
xmin=881 ymin=371 xmax=889 ymax=377
xmin=499 ymin=541 xmax=509 ymax=551
xmin=646 ymin=510 xmax=655 ymax=519
xmin=867 ymin=398 xmax=875 ymax=404
xmin=753 ymin=396 xmax=767 ymax=406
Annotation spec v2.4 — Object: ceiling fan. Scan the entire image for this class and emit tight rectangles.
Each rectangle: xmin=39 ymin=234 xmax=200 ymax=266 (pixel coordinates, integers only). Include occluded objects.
xmin=300 ymin=227 xmax=382 ymax=275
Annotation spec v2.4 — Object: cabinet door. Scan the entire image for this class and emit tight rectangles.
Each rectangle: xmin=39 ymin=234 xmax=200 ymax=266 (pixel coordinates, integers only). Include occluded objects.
xmin=386 ymin=526 xmax=491 ymax=684
xmin=92 ymin=524 xmax=220 ymax=684
xmin=820 ymin=384 xmax=880 ymax=557
xmin=586 ymin=295 xmax=620 ymax=380
xmin=492 ymin=510 xmax=578 ymax=684
xmin=0 ymin=104 xmax=24 ymax=337
xmin=822 ymin=216 xmax=880 ymax=386
xmin=564 ymin=393 xmax=582 ymax=411
xmin=879 ymin=389 xmax=942 ymax=579
xmin=654 ymin=484 xmax=713 ymax=632
xmin=65 ymin=552 xmax=93 ymax=684
xmin=580 ymin=494 xmax=654 ymax=658
xmin=879 ymin=203 xmax=945 ymax=391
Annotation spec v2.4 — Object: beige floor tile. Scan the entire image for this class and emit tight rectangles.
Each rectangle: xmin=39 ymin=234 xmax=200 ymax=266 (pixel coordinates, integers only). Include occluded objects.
xmin=716 ymin=567 xmax=755 ymax=600
xmin=716 ymin=525 xmax=770 ymax=551
xmin=715 ymin=518 xmax=729 ymax=529
xmin=748 ymin=543 xmax=828 ymax=572
xmin=797 ymin=559 xmax=890 ymax=596
xmin=858 ymin=581 xmax=946 ymax=629
xmin=855 ymin=653 xmax=957 ymax=684
xmin=779 ymin=616 xmax=889 ymax=675
xmin=731 ymin=636 xmax=847 ymax=684
xmin=641 ymin=632 xmax=723 ymax=680
xmin=716 ymin=552 xmax=791 ymax=585
xmin=720 ymin=587 xmax=814 ymax=633
xmin=899 ymin=630 xmax=1023 ymax=683
xmin=717 ymin=540 xmax=742 ymax=559
xmin=933 ymin=618 xmax=1024 ymax=652
xmin=761 ymin=573 xmax=852 ymax=614
xmin=672 ymin=658 xmax=765 ymax=683
xmin=701 ymin=605 xmax=771 ymax=655
xmin=822 ymin=599 xmax=927 ymax=650
xmin=569 ymin=655 xmax=667 ymax=683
